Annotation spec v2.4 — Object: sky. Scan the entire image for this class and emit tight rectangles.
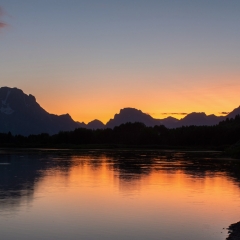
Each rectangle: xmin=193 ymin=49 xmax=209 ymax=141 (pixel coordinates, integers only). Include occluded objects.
xmin=1 ymin=0 xmax=240 ymax=123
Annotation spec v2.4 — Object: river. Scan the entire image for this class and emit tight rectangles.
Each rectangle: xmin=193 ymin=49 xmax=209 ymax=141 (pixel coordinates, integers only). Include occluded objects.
xmin=0 ymin=149 xmax=239 ymax=240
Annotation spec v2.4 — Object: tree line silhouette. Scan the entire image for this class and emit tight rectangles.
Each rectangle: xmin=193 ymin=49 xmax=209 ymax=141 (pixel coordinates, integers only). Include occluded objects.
xmin=1 ymin=115 xmax=240 ymax=150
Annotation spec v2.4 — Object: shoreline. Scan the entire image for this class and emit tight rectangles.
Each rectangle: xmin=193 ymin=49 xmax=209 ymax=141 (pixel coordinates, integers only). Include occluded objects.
xmin=226 ymin=222 xmax=240 ymax=240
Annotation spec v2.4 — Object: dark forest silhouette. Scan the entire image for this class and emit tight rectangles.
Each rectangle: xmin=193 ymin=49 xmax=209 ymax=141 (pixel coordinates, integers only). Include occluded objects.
xmin=1 ymin=114 xmax=240 ymax=156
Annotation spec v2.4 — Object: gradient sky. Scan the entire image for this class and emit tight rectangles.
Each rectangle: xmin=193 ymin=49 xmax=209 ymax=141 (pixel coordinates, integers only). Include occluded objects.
xmin=1 ymin=0 xmax=240 ymax=123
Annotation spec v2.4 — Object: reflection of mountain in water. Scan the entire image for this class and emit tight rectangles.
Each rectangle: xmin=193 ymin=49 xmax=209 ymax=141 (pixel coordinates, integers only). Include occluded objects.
xmin=1 ymin=150 xmax=240 ymax=210
xmin=0 ymin=154 xmax=41 ymax=210
xmin=105 ymin=151 xmax=240 ymax=192
xmin=0 ymin=151 xmax=76 ymax=211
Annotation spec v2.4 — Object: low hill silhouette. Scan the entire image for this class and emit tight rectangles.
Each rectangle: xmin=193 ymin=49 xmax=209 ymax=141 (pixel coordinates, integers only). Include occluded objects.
xmin=87 ymin=119 xmax=105 ymax=129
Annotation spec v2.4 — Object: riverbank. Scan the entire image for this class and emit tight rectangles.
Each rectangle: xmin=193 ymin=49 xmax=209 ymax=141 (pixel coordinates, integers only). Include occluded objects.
xmin=227 ymin=222 xmax=240 ymax=240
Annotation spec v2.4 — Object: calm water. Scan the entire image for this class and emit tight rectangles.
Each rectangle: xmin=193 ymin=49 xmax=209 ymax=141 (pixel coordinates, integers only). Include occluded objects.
xmin=0 ymin=149 xmax=240 ymax=240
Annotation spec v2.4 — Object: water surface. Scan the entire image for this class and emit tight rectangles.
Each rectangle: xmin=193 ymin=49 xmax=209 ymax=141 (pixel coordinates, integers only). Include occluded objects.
xmin=0 ymin=149 xmax=240 ymax=240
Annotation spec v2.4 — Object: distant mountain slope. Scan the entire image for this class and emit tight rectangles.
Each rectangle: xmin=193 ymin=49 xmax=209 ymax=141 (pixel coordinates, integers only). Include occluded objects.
xmin=0 ymin=87 xmax=80 ymax=135
xmin=106 ymin=108 xmax=162 ymax=128
xmin=226 ymin=106 xmax=240 ymax=119
xmin=176 ymin=112 xmax=225 ymax=127
xmin=87 ymin=119 xmax=105 ymax=129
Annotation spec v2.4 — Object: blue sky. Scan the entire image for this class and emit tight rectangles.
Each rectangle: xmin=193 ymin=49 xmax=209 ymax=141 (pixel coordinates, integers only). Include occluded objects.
xmin=1 ymin=0 xmax=240 ymax=123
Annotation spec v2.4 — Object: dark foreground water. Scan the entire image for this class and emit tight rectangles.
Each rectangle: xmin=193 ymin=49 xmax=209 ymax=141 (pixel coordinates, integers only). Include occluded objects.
xmin=0 ymin=149 xmax=240 ymax=240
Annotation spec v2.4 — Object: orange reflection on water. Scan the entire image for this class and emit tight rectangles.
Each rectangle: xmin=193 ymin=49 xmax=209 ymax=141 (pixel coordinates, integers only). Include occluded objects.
xmin=3 ymin=153 xmax=239 ymax=240
xmin=35 ymin=156 xmax=240 ymax=216
xmin=29 ymin=155 xmax=240 ymax=240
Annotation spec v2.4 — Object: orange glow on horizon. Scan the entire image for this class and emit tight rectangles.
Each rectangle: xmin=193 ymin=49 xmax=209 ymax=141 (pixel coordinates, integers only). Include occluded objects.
xmin=21 ymin=70 xmax=240 ymax=124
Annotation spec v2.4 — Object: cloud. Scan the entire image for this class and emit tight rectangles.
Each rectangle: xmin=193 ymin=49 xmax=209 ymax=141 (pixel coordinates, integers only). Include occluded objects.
xmin=219 ymin=112 xmax=230 ymax=115
xmin=162 ymin=112 xmax=188 ymax=115
xmin=0 ymin=22 xmax=7 ymax=28
xmin=0 ymin=7 xmax=7 ymax=29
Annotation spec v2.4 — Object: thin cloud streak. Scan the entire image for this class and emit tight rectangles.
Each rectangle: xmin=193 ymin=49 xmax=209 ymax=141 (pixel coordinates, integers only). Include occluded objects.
xmin=219 ymin=112 xmax=230 ymax=115
xmin=0 ymin=22 xmax=7 ymax=28
xmin=162 ymin=113 xmax=188 ymax=115
xmin=0 ymin=7 xmax=7 ymax=29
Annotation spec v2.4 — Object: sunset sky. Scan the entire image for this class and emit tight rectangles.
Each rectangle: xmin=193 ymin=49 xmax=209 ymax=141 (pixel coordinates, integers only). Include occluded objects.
xmin=1 ymin=0 xmax=240 ymax=123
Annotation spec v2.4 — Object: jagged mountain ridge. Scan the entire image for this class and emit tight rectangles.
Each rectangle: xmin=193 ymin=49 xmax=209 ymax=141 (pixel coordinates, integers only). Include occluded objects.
xmin=0 ymin=87 xmax=239 ymax=135
xmin=0 ymin=87 xmax=81 ymax=135
xmin=106 ymin=108 xmax=162 ymax=128
xmin=105 ymin=108 xmax=226 ymax=128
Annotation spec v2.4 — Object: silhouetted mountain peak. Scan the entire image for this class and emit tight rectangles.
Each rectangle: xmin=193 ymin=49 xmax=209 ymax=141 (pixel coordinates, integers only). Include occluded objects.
xmin=58 ymin=113 xmax=72 ymax=119
xmin=184 ymin=112 xmax=206 ymax=117
xmin=117 ymin=108 xmax=152 ymax=119
xmin=0 ymin=87 xmax=79 ymax=135
xmin=162 ymin=116 xmax=178 ymax=121
xmin=178 ymin=112 xmax=223 ymax=126
xmin=181 ymin=112 xmax=206 ymax=120
xmin=119 ymin=107 xmax=146 ymax=114
xmin=87 ymin=119 xmax=105 ymax=129
xmin=106 ymin=107 xmax=156 ymax=128
xmin=88 ymin=119 xmax=103 ymax=124
xmin=28 ymin=94 xmax=36 ymax=103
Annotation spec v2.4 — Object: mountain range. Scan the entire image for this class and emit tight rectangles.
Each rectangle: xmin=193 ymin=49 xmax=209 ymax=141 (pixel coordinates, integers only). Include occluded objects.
xmin=1 ymin=87 xmax=240 ymax=136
